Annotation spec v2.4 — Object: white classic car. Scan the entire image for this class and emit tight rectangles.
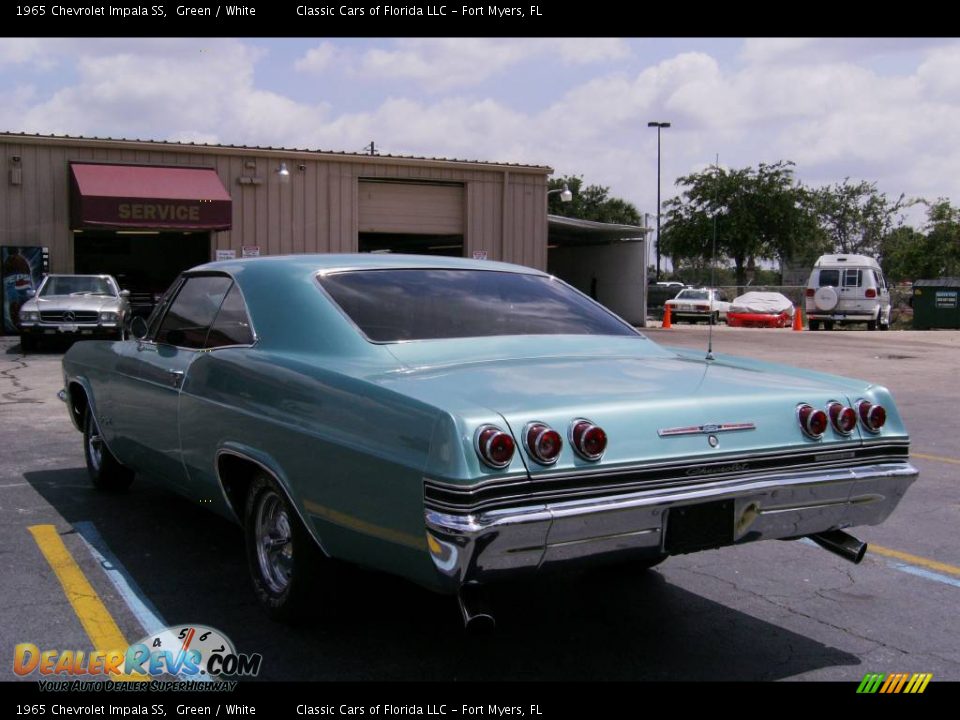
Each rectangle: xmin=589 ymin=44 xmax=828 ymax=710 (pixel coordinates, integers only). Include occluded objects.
xmin=18 ymin=274 xmax=130 ymax=351
xmin=664 ymin=287 xmax=731 ymax=323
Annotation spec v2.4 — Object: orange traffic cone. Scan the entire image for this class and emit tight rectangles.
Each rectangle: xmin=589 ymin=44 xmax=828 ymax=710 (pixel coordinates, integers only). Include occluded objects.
xmin=662 ymin=304 xmax=672 ymax=329
xmin=792 ymin=306 xmax=803 ymax=331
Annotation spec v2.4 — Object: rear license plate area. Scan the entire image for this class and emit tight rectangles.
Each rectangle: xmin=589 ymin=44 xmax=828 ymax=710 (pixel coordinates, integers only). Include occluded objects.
xmin=664 ymin=500 xmax=734 ymax=554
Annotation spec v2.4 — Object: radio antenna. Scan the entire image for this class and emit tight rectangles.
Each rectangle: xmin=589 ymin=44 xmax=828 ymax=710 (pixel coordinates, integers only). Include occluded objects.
xmin=706 ymin=153 xmax=719 ymax=362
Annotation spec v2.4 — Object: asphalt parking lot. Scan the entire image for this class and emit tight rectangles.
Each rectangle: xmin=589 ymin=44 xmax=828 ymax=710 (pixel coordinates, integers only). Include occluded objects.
xmin=1 ymin=327 xmax=958 ymax=683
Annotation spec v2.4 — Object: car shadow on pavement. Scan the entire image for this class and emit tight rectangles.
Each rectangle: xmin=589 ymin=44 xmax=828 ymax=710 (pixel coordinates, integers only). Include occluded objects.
xmin=24 ymin=467 xmax=860 ymax=681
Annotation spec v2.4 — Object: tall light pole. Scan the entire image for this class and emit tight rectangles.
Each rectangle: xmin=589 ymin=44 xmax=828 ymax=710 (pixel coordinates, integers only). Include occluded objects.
xmin=647 ymin=121 xmax=670 ymax=281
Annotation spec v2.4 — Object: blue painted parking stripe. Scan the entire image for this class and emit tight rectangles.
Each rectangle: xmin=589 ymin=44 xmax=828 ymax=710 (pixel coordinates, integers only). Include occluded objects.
xmin=888 ymin=562 xmax=960 ymax=589
xmin=73 ymin=520 xmax=168 ymax=637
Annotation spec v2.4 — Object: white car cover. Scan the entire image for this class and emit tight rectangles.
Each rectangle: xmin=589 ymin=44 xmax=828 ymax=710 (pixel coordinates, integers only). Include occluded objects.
xmin=729 ymin=291 xmax=795 ymax=315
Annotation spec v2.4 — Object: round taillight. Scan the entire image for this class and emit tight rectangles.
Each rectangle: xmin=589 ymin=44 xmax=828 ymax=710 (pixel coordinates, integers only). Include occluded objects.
xmin=570 ymin=419 xmax=607 ymax=461
xmin=827 ymin=402 xmax=857 ymax=435
xmin=857 ymin=401 xmax=887 ymax=432
xmin=475 ymin=425 xmax=515 ymax=469
xmin=524 ymin=422 xmax=562 ymax=465
xmin=797 ymin=404 xmax=828 ymax=438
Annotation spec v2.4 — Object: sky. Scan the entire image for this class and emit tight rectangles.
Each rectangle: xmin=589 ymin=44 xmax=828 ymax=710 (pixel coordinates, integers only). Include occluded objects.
xmin=2 ymin=37 xmax=958 ymax=232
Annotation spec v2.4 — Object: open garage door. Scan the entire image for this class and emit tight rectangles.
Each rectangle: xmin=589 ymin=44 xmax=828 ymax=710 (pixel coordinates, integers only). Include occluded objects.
xmin=358 ymin=180 xmax=464 ymax=257
xmin=74 ymin=231 xmax=210 ymax=316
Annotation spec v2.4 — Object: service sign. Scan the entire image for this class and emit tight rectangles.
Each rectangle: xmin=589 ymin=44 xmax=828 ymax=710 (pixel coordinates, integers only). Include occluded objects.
xmin=241 ymin=246 xmax=260 ymax=258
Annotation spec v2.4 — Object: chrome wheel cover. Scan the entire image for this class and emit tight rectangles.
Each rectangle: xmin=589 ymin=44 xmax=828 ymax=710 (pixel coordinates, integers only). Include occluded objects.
xmin=254 ymin=490 xmax=293 ymax=594
xmin=87 ymin=417 xmax=103 ymax=473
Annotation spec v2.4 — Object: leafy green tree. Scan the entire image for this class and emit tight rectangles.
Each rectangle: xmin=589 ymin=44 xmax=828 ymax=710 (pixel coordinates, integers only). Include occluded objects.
xmin=661 ymin=161 xmax=815 ymax=290
xmin=881 ymin=200 xmax=960 ymax=281
xmin=547 ymin=176 xmax=642 ymax=225
xmin=806 ymin=179 xmax=909 ymax=257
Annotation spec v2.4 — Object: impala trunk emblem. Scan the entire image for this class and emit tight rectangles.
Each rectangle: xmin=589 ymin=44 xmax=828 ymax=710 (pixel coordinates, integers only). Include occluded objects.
xmin=658 ymin=422 xmax=756 ymax=438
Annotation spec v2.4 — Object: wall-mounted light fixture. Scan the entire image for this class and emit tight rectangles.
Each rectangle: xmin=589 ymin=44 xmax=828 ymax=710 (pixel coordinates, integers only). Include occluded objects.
xmin=276 ymin=162 xmax=291 ymax=184
xmin=547 ymin=183 xmax=573 ymax=203
xmin=9 ymin=154 xmax=22 ymax=186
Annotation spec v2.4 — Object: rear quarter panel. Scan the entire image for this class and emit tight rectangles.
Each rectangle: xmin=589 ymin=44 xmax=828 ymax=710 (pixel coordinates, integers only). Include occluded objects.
xmin=178 ymin=349 xmax=448 ymax=587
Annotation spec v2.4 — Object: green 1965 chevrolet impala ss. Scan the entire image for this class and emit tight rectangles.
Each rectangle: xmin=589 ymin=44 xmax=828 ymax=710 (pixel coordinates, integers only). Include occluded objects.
xmin=61 ymin=254 xmax=917 ymax=627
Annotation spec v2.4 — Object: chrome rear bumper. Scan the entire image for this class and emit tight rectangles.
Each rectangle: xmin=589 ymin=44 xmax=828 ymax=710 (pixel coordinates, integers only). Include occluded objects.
xmin=424 ymin=462 xmax=917 ymax=591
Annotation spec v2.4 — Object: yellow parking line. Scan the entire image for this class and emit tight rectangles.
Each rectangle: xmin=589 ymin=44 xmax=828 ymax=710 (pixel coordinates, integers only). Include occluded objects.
xmin=28 ymin=525 xmax=144 ymax=681
xmin=912 ymin=452 xmax=960 ymax=466
xmin=870 ymin=543 xmax=960 ymax=578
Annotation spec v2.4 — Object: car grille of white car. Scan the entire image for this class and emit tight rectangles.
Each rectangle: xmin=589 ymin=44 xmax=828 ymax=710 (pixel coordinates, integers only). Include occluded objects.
xmin=40 ymin=311 xmax=99 ymax=322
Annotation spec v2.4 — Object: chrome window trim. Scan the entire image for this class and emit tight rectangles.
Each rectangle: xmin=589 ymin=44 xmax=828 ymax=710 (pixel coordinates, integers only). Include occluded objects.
xmin=313 ymin=268 xmax=643 ymax=346
xmin=144 ymin=271 xmax=258 ymax=351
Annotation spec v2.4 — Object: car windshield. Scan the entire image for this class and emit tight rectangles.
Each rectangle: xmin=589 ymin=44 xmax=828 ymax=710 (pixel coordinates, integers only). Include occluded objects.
xmin=41 ymin=276 xmax=115 ymax=297
xmin=318 ymin=269 xmax=638 ymax=342
xmin=676 ymin=290 xmax=709 ymax=300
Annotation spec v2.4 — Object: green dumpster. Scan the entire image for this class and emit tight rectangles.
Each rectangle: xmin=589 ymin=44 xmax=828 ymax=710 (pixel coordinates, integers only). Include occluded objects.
xmin=913 ymin=278 xmax=960 ymax=329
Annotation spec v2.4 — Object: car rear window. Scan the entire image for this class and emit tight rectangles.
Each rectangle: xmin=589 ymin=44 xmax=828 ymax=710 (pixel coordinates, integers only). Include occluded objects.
xmin=318 ymin=269 xmax=638 ymax=342
xmin=677 ymin=290 xmax=709 ymax=300
xmin=818 ymin=269 xmax=840 ymax=287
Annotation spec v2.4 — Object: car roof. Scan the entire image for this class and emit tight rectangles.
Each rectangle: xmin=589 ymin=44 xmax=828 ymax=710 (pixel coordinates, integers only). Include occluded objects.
xmin=44 ymin=274 xmax=114 ymax=278
xmin=813 ymin=254 xmax=880 ymax=268
xmin=192 ymin=253 xmax=546 ymax=277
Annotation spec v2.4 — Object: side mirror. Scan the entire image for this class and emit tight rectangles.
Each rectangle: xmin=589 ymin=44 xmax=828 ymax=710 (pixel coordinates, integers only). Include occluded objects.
xmin=130 ymin=316 xmax=149 ymax=340
xmin=120 ymin=289 xmax=131 ymax=298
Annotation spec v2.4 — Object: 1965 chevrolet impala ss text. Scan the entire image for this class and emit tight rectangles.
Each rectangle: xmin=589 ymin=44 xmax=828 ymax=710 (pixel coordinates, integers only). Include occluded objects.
xmin=61 ymin=255 xmax=917 ymax=626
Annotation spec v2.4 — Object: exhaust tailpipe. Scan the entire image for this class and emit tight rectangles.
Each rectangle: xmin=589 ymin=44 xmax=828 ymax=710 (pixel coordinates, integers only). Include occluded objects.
xmin=458 ymin=584 xmax=496 ymax=633
xmin=807 ymin=529 xmax=868 ymax=564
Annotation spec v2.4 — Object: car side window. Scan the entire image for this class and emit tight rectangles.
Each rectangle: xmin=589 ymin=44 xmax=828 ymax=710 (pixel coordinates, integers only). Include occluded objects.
xmin=843 ymin=269 xmax=862 ymax=287
xmin=205 ymin=283 xmax=254 ymax=348
xmin=155 ymin=275 xmax=233 ymax=349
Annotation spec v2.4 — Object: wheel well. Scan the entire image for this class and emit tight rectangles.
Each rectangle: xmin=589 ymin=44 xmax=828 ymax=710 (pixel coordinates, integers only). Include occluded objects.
xmin=216 ymin=453 xmax=263 ymax=521
xmin=68 ymin=383 xmax=89 ymax=428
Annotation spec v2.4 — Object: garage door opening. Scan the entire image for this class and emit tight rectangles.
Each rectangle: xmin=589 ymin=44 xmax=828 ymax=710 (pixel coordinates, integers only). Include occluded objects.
xmin=73 ymin=231 xmax=210 ymax=315
xmin=359 ymin=233 xmax=463 ymax=257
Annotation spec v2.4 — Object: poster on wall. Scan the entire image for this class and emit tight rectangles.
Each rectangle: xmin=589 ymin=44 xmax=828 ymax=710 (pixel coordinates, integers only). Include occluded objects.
xmin=241 ymin=246 xmax=260 ymax=258
xmin=2 ymin=246 xmax=49 ymax=334
xmin=215 ymin=249 xmax=237 ymax=261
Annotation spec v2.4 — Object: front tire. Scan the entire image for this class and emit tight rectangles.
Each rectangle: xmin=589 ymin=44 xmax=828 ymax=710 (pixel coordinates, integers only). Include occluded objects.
xmin=245 ymin=474 xmax=325 ymax=622
xmin=20 ymin=335 xmax=37 ymax=352
xmin=84 ymin=410 xmax=134 ymax=491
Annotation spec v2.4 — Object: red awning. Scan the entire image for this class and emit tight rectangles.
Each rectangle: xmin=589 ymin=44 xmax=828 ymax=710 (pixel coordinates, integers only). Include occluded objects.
xmin=70 ymin=163 xmax=232 ymax=230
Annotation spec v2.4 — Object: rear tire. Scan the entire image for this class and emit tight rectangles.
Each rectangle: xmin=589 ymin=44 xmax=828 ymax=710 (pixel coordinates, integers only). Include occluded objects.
xmin=824 ymin=320 xmax=835 ymax=331
xmin=867 ymin=313 xmax=878 ymax=331
xmin=84 ymin=410 xmax=134 ymax=491
xmin=808 ymin=320 xmax=821 ymax=331
xmin=245 ymin=473 xmax=325 ymax=622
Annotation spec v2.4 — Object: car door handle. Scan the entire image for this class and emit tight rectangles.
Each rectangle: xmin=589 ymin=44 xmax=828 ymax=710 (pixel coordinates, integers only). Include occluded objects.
xmin=168 ymin=369 xmax=185 ymax=387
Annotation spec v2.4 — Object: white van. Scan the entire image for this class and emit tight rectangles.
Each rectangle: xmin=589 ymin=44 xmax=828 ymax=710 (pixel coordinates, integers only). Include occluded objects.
xmin=805 ymin=254 xmax=891 ymax=331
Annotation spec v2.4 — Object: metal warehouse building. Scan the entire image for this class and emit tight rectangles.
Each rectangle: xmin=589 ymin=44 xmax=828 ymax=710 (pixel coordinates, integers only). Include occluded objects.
xmin=1 ymin=132 xmax=647 ymax=331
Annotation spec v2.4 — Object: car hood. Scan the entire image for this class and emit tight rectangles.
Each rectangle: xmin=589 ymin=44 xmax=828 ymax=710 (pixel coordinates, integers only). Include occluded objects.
xmin=22 ymin=295 xmax=121 ymax=312
xmin=374 ymin=336 xmax=904 ymax=476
